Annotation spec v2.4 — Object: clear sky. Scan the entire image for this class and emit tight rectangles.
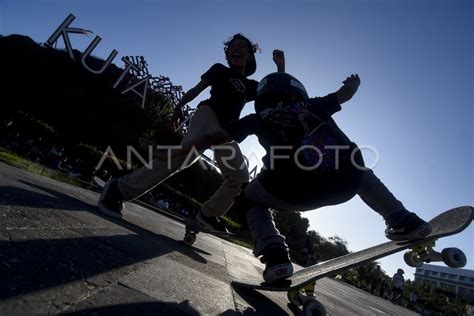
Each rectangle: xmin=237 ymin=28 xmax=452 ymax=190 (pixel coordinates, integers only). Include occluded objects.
xmin=2 ymin=0 xmax=473 ymax=279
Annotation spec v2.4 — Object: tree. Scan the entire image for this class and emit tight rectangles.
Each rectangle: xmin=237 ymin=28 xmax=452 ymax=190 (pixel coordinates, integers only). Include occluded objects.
xmin=412 ymin=280 xmax=467 ymax=315
xmin=351 ymin=261 xmax=380 ymax=289
xmin=273 ymin=211 xmax=310 ymax=261
xmin=0 ymin=35 xmax=225 ymax=200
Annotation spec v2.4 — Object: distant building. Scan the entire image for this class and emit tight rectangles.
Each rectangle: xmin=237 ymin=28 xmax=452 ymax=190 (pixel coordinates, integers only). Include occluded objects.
xmin=414 ymin=264 xmax=474 ymax=301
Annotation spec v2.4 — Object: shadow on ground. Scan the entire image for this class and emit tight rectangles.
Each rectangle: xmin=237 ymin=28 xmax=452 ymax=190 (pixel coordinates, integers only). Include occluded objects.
xmin=0 ymin=180 xmax=212 ymax=300
xmin=231 ymin=286 xmax=292 ymax=315
xmin=63 ymin=300 xmax=200 ymax=315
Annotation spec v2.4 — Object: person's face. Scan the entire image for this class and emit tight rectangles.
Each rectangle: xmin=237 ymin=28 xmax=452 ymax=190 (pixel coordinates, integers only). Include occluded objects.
xmin=226 ymin=38 xmax=251 ymax=69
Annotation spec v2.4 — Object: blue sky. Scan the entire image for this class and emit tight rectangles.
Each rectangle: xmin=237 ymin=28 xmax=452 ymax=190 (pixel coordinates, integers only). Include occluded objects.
xmin=1 ymin=0 xmax=472 ymax=279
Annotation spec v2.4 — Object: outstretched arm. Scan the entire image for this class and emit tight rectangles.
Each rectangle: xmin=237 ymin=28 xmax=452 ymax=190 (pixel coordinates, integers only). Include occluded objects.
xmin=273 ymin=49 xmax=285 ymax=73
xmin=175 ymin=79 xmax=209 ymax=109
xmin=172 ymin=79 xmax=209 ymax=125
xmin=335 ymin=74 xmax=360 ymax=105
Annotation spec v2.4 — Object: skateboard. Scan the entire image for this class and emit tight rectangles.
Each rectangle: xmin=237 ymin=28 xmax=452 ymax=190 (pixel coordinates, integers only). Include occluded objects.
xmin=95 ymin=177 xmax=232 ymax=245
xmin=231 ymin=206 xmax=473 ymax=316
xmin=183 ymin=217 xmax=233 ymax=246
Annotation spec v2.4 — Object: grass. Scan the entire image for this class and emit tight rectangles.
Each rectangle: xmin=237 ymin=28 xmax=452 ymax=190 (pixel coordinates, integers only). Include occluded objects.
xmin=0 ymin=147 xmax=95 ymax=190
xmin=220 ymin=215 xmax=253 ymax=249
xmin=0 ymin=149 xmax=25 ymax=165
xmin=228 ymin=236 xmax=253 ymax=249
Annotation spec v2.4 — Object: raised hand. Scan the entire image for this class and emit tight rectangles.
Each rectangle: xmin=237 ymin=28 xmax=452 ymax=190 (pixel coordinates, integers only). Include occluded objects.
xmin=273 ymin=49 xmax=285 ymax=72
xmin=336 ymin=74 xmax=361 ymax=104
xmin=342 ymin=74 xmax=361 ymax=91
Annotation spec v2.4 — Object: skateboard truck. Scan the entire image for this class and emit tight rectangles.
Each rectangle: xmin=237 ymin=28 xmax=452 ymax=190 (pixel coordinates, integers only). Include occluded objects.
xmin=182 ymin=220 xmax=233 ymax=246
xmin=287 ymin=281 xmax=327 ymax=315
xmin=403 ymin=239 xmax=467 ymax=268
xmin=184 ymin=224 xmax=199 ymax=246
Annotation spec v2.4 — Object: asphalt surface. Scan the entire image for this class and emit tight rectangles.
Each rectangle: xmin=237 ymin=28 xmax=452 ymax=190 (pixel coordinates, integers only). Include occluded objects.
xmin=0 ymin=162 xmax=419 ymax=315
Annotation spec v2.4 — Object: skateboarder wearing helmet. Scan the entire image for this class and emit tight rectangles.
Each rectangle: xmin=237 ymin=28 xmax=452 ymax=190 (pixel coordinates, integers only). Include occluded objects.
xmin=154 ymin=70 xmax=432 ymax=283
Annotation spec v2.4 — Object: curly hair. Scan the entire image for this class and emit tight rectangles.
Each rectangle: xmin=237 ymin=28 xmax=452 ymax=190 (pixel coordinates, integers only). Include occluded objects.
xmin=224 ymin=33 xmax=259 ymax=76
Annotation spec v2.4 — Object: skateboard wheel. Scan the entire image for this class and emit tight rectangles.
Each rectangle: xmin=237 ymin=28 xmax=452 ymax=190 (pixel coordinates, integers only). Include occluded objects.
xmin=441 ymin=248 xmax=466 ymax=268
xmin=404 ymin=251 xmax=423 ymax=267
xmin=183 ymin=232 xmax=196 ymax=246
xmin=287 ymin=289 xmax=302 ymax=307
xmin=303 ymin=299 xmax=326 ymax=316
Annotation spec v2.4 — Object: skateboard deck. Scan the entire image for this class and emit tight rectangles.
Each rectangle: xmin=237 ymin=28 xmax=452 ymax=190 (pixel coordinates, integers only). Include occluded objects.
xmin=182 ymin=216 xmax=234 ymax=245
xmin=183 ymin=217 xmax=233 ymax=236
xmin=232 ymin=206 xmax=473 ymax=291
xmin=94 ymin=177 xmax=232 ymax=241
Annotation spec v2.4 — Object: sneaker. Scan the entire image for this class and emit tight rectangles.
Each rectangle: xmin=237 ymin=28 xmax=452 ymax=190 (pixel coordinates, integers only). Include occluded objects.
xmin=97 ymin=179 xmax=124 ymax=219
xmin=196 ymin=210 xmax=228 ymax=233
xmin=260 ymin=244 xmax=294 ymax=283
xmin=385 ymin=212 xmax=432 ymax=241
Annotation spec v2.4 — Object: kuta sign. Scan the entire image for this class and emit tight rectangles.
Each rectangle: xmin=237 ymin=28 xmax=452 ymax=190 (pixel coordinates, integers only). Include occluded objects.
xmin=45 ymin=14 xmax=148 ymax=108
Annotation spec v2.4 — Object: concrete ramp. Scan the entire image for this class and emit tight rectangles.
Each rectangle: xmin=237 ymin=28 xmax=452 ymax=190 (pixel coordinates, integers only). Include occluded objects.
xmin=0 ymin=162 xmax=418 ymax=315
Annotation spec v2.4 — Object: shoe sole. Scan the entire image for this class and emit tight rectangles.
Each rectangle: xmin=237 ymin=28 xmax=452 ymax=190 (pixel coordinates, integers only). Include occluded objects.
xmin=263 ymin=263 xmax=294 ymax=283
xmin=387 ymin=223 xmax=433 ymax=241
xmin=97 ymin=202 xmax=123 ymax=219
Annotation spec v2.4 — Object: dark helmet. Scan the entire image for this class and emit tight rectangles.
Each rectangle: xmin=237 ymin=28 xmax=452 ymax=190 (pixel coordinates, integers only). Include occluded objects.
xmin=255 ymin=72 xmax=309 ymax=113
xmin=224 ymin=33 xmax=259 ymax=76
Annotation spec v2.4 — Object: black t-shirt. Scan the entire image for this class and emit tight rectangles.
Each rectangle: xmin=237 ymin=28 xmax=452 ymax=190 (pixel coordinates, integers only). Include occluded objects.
xmin=198 ymin=63 xmax=258 ymax=125
xmin=225 ymin=93 xmax=365 ymax=206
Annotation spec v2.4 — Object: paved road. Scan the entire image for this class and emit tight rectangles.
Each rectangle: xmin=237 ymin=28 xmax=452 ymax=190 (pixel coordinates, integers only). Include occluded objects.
xmin=0 ymin=162 xmax=418 ymax=315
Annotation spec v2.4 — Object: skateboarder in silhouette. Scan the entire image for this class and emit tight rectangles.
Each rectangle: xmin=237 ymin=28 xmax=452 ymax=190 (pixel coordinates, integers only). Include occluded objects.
xmin=98 ymin=34 xmax=285 ymax=233
xmin=391 ymin=268 xmax=405 ymax=303
xmin=370 ymin=265 xmax=382 ymax=295
xmin=154 ymin=70 xmax=433 ymax=283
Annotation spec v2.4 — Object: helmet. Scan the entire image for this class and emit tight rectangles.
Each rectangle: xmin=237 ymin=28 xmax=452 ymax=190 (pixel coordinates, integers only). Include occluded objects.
xmin=397 ymin=269 xmax=405 ymax=274
xmin=255 ymin=72 xmax=309 ymax=113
